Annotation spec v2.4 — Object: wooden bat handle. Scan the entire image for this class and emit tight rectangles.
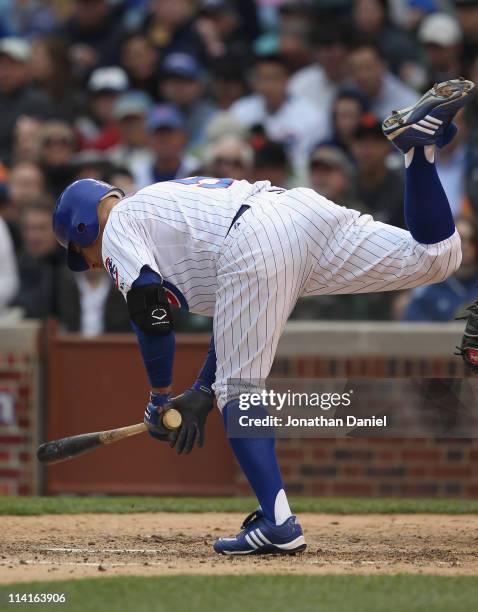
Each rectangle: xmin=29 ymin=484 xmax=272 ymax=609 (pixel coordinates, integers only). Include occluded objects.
xmin=37 ymin=408 xmax=182 ymax=465
xmin=98 ymin=408 xmax=182 ymax=443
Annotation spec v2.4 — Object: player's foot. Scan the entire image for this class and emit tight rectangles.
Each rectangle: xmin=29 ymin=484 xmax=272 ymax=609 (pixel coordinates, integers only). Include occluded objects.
xmin=382 ymin=78 xmax=475 ymax=153
xmin=213 ymin=509 xmax=306 ymax=555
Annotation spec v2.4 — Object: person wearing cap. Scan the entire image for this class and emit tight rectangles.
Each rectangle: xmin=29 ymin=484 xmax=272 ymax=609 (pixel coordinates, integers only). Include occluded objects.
xmin=309 ymin=145 xmax=358 ymax=207
xmin=137 ymin=104 xmax=198 ymax=187
xmin=75 ymin=67 xmax=129 ymax=151
xmin=160 ymin=53 xmax=218 ymax=148
xmin=418 ymin=13 xmax=464 ymax=88
xmin=0 ymin=37 xmax=50 ymax=165
xmin=108 ymin=91 xmax=155 ymax=188
xmin=351 ymin=113 xmax=405 ymax=229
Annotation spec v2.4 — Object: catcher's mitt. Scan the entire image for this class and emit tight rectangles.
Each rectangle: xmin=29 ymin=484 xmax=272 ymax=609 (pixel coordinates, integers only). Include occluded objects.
xmin=456 ymin=300 xmax=478 ymax=371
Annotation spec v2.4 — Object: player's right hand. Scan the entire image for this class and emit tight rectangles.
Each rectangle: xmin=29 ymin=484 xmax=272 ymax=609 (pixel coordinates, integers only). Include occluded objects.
xmin=144 ymin=392 xmax=173 ymax=442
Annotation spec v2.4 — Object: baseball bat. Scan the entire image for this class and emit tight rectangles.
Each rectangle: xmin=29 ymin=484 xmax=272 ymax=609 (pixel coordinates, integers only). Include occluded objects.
xmin=37 ymin=408 xmax=182 ymax=465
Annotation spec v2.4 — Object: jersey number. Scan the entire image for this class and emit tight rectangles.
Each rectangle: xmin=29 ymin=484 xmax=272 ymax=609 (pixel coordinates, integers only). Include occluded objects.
xmin=173 ymin=176 xmax=234 ymax=189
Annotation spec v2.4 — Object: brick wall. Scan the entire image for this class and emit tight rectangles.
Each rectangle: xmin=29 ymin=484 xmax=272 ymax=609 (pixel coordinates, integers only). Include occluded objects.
xmin=0 ymin=322 xmax=40 ymax=496
xmin=260 ymin=354 xmax=478 ymax=498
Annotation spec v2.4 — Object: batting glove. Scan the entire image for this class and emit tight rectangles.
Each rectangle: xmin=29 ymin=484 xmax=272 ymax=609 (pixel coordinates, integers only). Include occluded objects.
xmin=167 ymin=385 xmax=214 ymax=455
xmin=144 ymin=392 xmax=173 ymax=442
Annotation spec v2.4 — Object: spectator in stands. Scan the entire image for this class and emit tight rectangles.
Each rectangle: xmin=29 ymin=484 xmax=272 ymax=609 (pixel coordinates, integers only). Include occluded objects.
xmin=205 ymin=111 xmax=248 ymax=145
xmin=60 ymin=0 xmax=127 ymax=78
xmin=4 ymin=161 xmax=45 ymax=226
xmin=230 ymin=54 xmax=328 ymax=173
xmin=0 ymin=160 xmax=46 ymax=252
xmin=351 ymin=114 xmax=405 ymax=228
xmin=138 ymin=0 xmax=206 ymax=63
xmin=402 ymin=216 xmax=478 ymax=321
xmin=455 ymin=0 xmax=478 ymax=62
xmin=197 ymin=0 xmax=251 ymax=63
xmin=275 ymin=1 xmax=315 ymax=73
xmin=0 ymin=37 xmax=50 ymax=164
xmin=137 ymin=104 xmax=197 ymax=186
xmin=348 ymin=41 xmax=418 ymax=121
xmin=0 ymin=214 xmax=18 ymax=311
xmin=120 ymin=33 xmax=160 ymax=101
xmin=38 ymin=121 xmax=76 ymax=198
xmin=288 ymin=21 xmax=353 ymax=116
xmin=76 ymin=67 xmax=128 ymax=151
xmin=11 ymin=197 xmax=64 ymax=319
xmin=108 ymin=91 xmax=154 ymax=188
xmin=418 ymin=13 xmax=464 ymax=89
xmin=70 ymin=150 xmax=112 ymax=182
xmin=352 ymin=0 xmax=420 ymax=75
xmin=202 ymin=136 xmax=253 ymax=180
xmin=253 ymin=140 xmax=289 ymax=187
xmin=308 ymin=146 xmax=357 ymax=207
xmin=29 ymin=35 xmax=85 ymax=122
xmin=106 ymin=166 xmax=137 ymax=195
xmin=0 ymin=0 xmax=56 ymax=39
xmin=56 ymin=269 xmax=131 ymax=335
xmin=160 ymin=53 xmax=217 ymax=147
xmin=209 ymin=59 xmax=248 ymax=110
xmin=11 ymin=115 xmax=43 ymax=163
xmin=326 ymin=89 xmax=369 ymax=158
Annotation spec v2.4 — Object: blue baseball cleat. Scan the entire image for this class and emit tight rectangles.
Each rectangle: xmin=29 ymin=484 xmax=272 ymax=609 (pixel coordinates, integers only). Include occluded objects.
xmin=213 ymin=510 xmax=307 ymax=555
xmin=382 ymin=78 xmax=475 ymax=153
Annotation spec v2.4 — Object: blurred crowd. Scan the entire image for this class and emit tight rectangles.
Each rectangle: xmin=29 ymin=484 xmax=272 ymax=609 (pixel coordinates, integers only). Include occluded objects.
xmin=1 ymin=0 xmax=478 ymax=334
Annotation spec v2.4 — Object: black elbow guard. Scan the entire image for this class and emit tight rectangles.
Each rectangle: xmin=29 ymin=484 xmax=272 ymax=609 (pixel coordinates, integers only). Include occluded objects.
xmin=127 ymin=283 xmax=173 ymax=334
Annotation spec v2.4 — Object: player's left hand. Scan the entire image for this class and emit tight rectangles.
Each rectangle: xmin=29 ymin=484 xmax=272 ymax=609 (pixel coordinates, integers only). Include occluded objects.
xmin=167 ymin=387 xmax=214 ymax=454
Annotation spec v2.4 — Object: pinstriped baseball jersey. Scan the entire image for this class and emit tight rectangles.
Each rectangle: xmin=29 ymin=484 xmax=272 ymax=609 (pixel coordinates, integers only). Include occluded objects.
xmin=101 ymin=178 xmax=461 ymax=409
xmin=101 ymin=177 xmax=272 ymax=314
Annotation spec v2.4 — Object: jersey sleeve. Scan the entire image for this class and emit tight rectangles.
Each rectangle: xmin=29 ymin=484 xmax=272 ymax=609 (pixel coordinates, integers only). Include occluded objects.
xmin=102 ymin=211 xmax=161 ymax=299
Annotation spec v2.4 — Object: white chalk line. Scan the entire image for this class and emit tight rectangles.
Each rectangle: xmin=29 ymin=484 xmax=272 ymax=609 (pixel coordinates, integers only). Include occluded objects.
xmin=35 ymin=547 xmax=163 ymax=554
xmin=1 ymin=560 xmax=169 ymax=567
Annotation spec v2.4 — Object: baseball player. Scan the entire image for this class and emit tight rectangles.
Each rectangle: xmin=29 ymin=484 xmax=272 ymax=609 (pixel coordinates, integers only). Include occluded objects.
xmin=53 ymin=79 xmax=473 ymax=555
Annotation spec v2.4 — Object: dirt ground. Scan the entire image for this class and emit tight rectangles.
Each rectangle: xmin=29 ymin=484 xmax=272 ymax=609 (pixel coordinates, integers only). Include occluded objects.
xmin=1 ymin=513 xmax=477 ymax=583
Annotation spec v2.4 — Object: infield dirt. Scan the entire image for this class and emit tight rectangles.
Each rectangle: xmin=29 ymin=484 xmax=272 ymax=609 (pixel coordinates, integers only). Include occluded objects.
xmin=1 ymin=513 xmax=477 ymax=583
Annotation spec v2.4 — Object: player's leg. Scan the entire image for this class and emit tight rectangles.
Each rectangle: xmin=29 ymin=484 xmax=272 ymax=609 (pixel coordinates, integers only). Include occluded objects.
xmin=295 ymin=79 xmax=473 ymax=297
xmin=383 ymin=79 xmax=474 ymax=245
xmin=213 ymin=206 xmax=308 ymax=555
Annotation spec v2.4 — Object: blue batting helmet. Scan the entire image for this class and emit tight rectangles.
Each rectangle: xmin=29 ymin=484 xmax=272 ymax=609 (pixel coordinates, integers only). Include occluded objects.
xmin=53 ymin=179 xmax=124 ymax=271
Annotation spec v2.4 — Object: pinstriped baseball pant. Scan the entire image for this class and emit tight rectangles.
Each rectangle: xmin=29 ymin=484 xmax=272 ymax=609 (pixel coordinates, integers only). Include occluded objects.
xmin=212 ymin=187 xmax=461 ymax=410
